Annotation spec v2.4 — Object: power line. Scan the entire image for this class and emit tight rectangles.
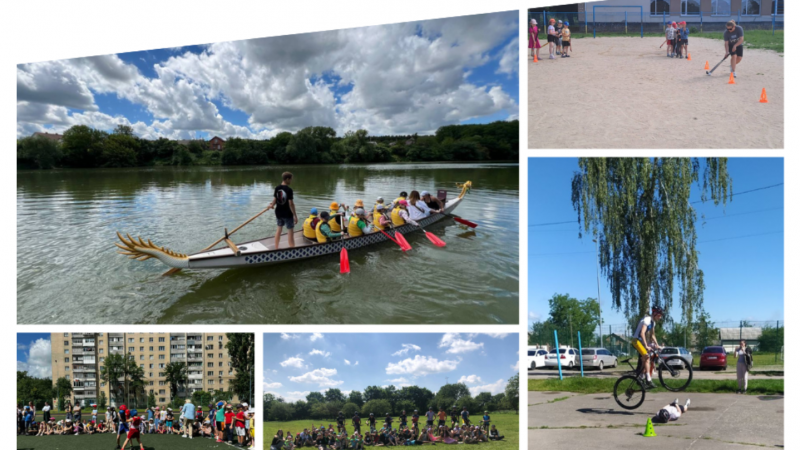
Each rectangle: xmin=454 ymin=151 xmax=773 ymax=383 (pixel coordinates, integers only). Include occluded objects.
xmin=690 ymin=182 xmax=783 ymax=204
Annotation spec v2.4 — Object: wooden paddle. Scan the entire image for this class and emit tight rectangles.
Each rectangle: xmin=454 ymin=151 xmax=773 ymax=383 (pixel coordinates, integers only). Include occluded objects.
xmin=161 ymin=205 xmax=273 ymax=276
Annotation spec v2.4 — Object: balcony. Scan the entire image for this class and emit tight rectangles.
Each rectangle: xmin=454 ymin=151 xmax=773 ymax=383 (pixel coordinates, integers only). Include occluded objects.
xmin=188 ymin=374 xmax=203 ymax=380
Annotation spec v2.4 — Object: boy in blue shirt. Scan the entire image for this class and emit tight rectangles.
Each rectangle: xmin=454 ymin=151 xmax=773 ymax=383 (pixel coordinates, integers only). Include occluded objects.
xmin=481 ymin=411 xmax=490 ymax=433
xmin=678 ymin=22 xmax=690 ymax=59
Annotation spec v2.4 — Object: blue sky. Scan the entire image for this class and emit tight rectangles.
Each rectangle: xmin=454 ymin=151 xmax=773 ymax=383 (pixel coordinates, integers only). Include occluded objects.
xmin=18 ymin=333 xmax=52 ymax=379
xmin=17 ymin=12 xmax=518 ymax=140
xmin=528 ymin=158 xmax=784 ymax=329
xmin=264 ymin=333 xmax=519 ymax=402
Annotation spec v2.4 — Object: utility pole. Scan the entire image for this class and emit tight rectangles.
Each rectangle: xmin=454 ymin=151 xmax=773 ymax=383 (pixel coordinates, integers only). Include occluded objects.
xmin=593 ymin=238 xmax=604 ymax=348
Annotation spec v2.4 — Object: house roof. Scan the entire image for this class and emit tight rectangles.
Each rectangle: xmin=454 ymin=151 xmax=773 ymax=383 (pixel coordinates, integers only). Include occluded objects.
xmin=209 ymin=136 xmax=225 ymax=142
xmin=719 ymin=327 xmax=762 ymax=340
xmin=33 ymin=132 xmax=63 ymax=141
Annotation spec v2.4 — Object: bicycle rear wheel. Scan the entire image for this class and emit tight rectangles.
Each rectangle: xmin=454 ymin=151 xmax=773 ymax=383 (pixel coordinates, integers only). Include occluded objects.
xmin=613 ymin=375 xmax=646 ymax=410
xmin=658 ymin=356 xmax=693 ymax=392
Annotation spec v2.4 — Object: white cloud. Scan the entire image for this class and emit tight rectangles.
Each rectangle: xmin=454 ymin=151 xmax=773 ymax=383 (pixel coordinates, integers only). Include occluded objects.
xmin=309 ymin=349 xmax=331 ymax=357
xmin=457 ymin=375 xmax=483 ymax=385
xmin=529 ymin=311 xmax=540 ymax=322
xmin=17 ymin=338 xmax=52 ymax=379
xmin=392 ymin=344 xmax=421 ymax=356
xmin=511 ymin=360 xmax=520 ymax=371
xmin=16 ymin=13 xmax=518 ymax=139
xmin=468 ymin=379 xmax=506 ymax=396
xmin=263 ymin=381 xmax=283 ymax=389
xmin=386 ymin=355 xmax=459 ymax=376
xmin=439 ymin=333 xmax=484 ymax=354
xmin=289 ymin=368 xmax=343 ymax=387
xmin=387 ymin=377 xmax=409 ymax=383
xmin=478 ymin=333 xmax=509 ymax=339
xmin=268 ymin=391 xmax=311 ymax=402
xmin=281 ymin=333 xmax=300 ymax=340
xmin=279 ymin=356 xmax=306 ymax=369
xmin=309 ymin=333 xmax=324 ymax=342
xmin=355 ymin=361 xmax=359 ymax=366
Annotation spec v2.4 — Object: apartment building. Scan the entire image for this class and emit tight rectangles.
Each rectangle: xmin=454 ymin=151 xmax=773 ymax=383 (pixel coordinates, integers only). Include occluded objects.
xmin=51 ymin=333 xmax=238 ymax=406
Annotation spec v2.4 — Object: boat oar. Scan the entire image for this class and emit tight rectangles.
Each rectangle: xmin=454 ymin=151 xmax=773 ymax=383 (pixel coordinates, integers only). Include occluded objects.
xmin=161 ymin=205 xmax=274 ymax=276
xmin=340 ymin=244 xmax=350 ymax=274
xmin=417 ymin=225 xmax=446 ymax=247
xmin=378 ymin=229 xmax=410 ymax=252
xmin=394 ymin=231 xmax=412 ymax=251
xmin=447 ymin=214 xmax=478 ymax=228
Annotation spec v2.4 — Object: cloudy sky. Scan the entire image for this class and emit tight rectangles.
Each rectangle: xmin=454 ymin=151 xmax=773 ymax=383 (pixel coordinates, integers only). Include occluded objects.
xmin=18 ymin=333 xmax=52 ymax=379
xmin=17 ymin=11 xmax=518 ymax=140
xmin=264 ymin=333 xmax=519 ymax=403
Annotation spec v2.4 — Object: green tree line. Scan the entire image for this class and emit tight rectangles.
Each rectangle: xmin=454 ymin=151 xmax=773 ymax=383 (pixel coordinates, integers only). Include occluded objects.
xmin=17 ymin=121 xmax=519 ymax=170
xmin=264 ymin=375 xmax=519 ymax=422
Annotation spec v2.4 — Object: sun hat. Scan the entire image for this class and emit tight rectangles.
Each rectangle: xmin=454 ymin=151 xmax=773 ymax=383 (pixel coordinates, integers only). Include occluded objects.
xmin=330 ymin=202 xmax=340 ymax=210
xmin=531 ymin=19 xmax=537 ymax=25
xmin=398 ymin=200 xmax=408 ymax=207
xmin=310 ymin=207 xmax=318 ymax=215
xmin=355 ymin=208 xmax=365 ymax=216
xmin=355 ymin=199 xmax=365 ymax=207
xmin=421 ymin=191 xmax=430 ymax=197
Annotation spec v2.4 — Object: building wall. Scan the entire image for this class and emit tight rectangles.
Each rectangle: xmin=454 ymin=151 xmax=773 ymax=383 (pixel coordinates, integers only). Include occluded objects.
xmin=580 ymin=0 xmax=779 ymax=23
xmin=51 ymin=333 xmax=239 ymax=409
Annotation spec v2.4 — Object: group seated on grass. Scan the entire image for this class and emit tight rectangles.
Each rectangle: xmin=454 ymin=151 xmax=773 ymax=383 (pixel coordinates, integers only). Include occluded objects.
xmin=270 ymin=409 xmax=504 ymax=449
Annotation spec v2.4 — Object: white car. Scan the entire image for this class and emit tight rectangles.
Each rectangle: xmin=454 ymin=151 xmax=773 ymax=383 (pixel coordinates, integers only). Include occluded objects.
xmin=528 ymin=348 xmax=548 ymax=369
xmin=544 ymin=347 xmax=579 ymax=369
xmin=580 ymin=347 xmax=618 ymax=370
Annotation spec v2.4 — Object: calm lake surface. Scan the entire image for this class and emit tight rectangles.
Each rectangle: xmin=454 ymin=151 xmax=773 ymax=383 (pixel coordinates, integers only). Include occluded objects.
xmin=17 ymin=163 xmax=518 ymax=324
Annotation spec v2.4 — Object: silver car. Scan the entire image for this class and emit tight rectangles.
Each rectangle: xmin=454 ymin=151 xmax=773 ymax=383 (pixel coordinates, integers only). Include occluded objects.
xmin=660 ymin=347 xmax=693 ymax=369
xmin=581 ymin=347 xmax=618 ymax=370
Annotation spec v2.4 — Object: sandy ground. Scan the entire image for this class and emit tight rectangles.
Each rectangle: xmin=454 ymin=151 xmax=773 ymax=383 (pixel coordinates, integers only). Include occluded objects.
xmin=528 ymin=37 xmax=784 ymax=149
xmin=529 ymin=391 xmax=784 ymax=448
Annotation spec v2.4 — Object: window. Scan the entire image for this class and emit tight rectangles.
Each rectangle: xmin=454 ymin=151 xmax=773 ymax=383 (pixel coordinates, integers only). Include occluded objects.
xmin=219 ymin=336 xmax=223 ymax=341
xmin=650 ymin=0 xmax=669 ymax=15
xmin=159 ymin=389 xmax=166 ymax=395
xmin=66 ymin=375 xmax=70 ymax=380
xmin=207 ymin=336 xmax=213 ymax=341
xmin=711 ymin=0 xmax=731 ymax=15
xmin=160 ymin=398 xmax=165 ymax=403
xmin=208 ymin=371 xmax=214 ymax=376
xmin=128 ymin=347 xmax=134 ymax=352
xmin=64 ymin=357 xmax=69 ymax=362
xmin=139 ymin=355 xmax=144 ymax=360
xmin=149 ymin=338 xmax=154 ymax=342
xmin=140 ymin=338 xmax=144 ymax=343
xmin=140 ymin=346 xmax=144 ymax=351
xmin=99 ymin=349 xmax=103 ymax=354
xmin=128 ymin=338 xmax=134 ymax=343
xmin=64 ymin=333 xmax=69 ymax=337
xmin=218 ymin=362 xmax=223 ymax=367
xmin=776 ymin=0 xmax=783 ymax=15
xmin=149 ymin=346 xmax=153 ymax=351
xmin=209 ymin=380 xmax=214 ymax=385
xmin=64 ymin=349 xmax=69 ymax=354
xmin=65 ymin=366 xmax=70 ymax=371
xmin=159 ymin=337 xmax=165 ymax=342
xmin=218 ymin=353 xmax=223 ymax=358
xmin=64 ymin=340 xmax=69 ymax=346
xmin=207 ymin=362 xmax=213 ymax=367
xmin=99 ymin=340 xmax=103 ymax=345
xmin=208 ymin=353 xmax=213 ymax=358
xmin=741 ymin=0 xmax=760 ymax=15
xmin=681 ymin=0 xmax=700 ymax=15
xmin=159 ymin=355 xmax=165 ymax=360
xmin=159 ymin=346 xmax=165 ymax=351
xmin=218 ymin=371 xmax=223 ymax=376
xmin=150 ymin=355 xmax=154 ymax=360
xmin=159 ymin=363 xmax=165 ymax=368
xmin=100 ymin=357 xmax=105 ymax=362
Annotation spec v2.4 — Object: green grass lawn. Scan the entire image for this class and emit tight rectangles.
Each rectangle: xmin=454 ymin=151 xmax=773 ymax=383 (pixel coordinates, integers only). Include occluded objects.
xmin=529 ymin=377 xmax=783 ymax=396
xmin=262 ymin=414 xmax=518 ymax=450
xmin=726 ymin=352 xmax=783 ymax=367
xmin=17 ymin=433 xmax=239 ymax=449
xmin=536 ymin=29 xmax=783 ymax=53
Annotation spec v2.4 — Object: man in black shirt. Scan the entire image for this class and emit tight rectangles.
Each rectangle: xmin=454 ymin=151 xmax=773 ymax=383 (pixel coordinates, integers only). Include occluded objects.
xmin=266 ymin=172 xmax=298 ymax=249
xmin=352 ymin=412 xmax=361 ymax=434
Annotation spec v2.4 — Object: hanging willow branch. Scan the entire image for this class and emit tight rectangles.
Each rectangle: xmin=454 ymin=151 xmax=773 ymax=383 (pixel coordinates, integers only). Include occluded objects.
xmin=571 ymin=158 xmax=732 ymax=325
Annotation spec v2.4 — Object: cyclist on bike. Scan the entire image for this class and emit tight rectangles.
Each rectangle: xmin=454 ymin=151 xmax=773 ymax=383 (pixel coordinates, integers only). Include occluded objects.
xmin=631 ymin=305 xmax=664 ymax=389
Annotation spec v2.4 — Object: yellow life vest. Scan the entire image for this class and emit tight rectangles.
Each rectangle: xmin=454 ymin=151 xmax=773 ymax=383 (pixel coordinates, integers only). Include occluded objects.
xmin=302 ymin=214 xmax=318 ymax=239
xmin=373 ymin=211 xmax=385 ymax=230
xmin=329 ymin=210 xmax=342 ymax=232
xmin=314 ymin=219 xmax=328 ymax=243
xmin=391 ymin=207 xmax=405 ymax=226
xmin=348 ymin=215 xmax=366 ymax=237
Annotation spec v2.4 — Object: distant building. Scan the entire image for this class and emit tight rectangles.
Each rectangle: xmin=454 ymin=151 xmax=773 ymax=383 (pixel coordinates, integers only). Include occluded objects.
xmin=405 ymin=138 xmax=415 ymax=146
xmin=209 ymin=136 xmax=225 ymax=151
xmin=32 ymin=132 xmax=63 ymax=142
xmin=719 ymin=327 xmax=762 ymax=352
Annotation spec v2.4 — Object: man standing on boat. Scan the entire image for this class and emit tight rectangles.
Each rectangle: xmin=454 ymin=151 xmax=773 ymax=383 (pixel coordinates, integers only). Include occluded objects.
xmin=421 ymin=191 xmax=444 ymax=212
xmin=265 ymin=172 xmax=298 ymax=249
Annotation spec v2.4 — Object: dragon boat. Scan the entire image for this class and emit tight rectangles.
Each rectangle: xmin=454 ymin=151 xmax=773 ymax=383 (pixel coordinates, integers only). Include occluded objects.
xmin=116 ymin=181 xmax=472 ymax=272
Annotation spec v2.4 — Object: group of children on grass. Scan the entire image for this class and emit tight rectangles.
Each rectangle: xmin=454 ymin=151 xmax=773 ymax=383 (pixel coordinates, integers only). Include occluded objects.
xmin=665 ymin=21 xmax=690 ymax=58
xmin=271 ymin=408 xmax=505 ymax=450
xmin=528 ymin=18 xmax=572 ymax=60
xmin=18 ymin=400 xmax=255 ymax=449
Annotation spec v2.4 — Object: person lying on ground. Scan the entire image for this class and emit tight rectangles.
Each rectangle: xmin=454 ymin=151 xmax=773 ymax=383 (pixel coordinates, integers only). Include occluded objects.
xmin=653 ymin=398 xmax=691 ymax=423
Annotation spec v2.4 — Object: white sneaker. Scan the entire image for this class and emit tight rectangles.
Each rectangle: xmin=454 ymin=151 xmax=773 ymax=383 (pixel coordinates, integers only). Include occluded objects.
xmin=182 ymin=434 xmax=188 ymax=438
xmin=673 ymin=398 xmax=679 ymax=406
xmin=733 ymin=72 xmax=737 ymax=78
xmin=684 ymin=399 xmax=691 ymax=408
xmin=189 ymin=435 xmax=193 ymax=439
xmin=549 ymin=55 xmax=555 ymax=59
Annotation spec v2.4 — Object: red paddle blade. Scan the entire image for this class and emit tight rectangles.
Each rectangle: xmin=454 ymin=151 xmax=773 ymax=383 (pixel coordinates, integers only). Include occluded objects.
xmin=425 ymin=231 xmax=446 ymax=247
xmin=339 ymin=247 xmax=350 ymax=274
xmin=453 ymin=217 xmax=478 ymax=228
xmin=395 ymin=232 xmax=412 ymax=252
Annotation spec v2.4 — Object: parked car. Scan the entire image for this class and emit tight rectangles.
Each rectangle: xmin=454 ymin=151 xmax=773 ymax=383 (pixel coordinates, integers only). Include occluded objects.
xmin=660 ymin=347 xmax=693 ymax=369
xmin=581 ymin=348 xmax=618 ymax=370
xmin=544 ymin=347 xmax=579 ymax=369
xmin=700 ymin=346 xmax=728 ymax=370
xmin=528 ymin=348 xmax=548 ymax=370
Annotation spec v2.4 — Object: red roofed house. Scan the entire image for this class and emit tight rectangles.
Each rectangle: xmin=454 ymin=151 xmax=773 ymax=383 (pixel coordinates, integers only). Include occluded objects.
xmin=32 ymin=132 xmax=64 ymax=143
xmin=209 ymin=136 xmax=225 ymax=151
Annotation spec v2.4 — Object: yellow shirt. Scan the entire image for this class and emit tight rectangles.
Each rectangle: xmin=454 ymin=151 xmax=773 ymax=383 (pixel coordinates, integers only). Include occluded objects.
xmin=562 ymin=28 xmax=571 ymax=42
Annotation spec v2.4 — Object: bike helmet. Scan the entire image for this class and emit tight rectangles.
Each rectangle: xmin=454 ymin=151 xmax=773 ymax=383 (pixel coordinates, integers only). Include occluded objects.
xmin=657 ymin=409 xmax=670 ymax=423
xmin=651 ymin=305 xmax=664 ymax=316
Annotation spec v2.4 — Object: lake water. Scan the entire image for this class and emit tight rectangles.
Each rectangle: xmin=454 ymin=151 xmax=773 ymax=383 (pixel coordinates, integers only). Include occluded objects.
xmin=17 ymin=163 xmax=519 ymax=324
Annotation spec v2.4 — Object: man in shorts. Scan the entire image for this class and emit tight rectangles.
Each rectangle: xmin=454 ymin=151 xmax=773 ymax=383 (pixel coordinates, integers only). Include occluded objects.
xmin=653 ymin=398 xmax=691 ymax=423
xmin=425 ymin=408 xmax=435 ymax=429
xmin=266 ymin=171 xmax=298 ymax=249
xmin=181 ymin=399 xmax=196 ymax=439
xmin=723 ymin=20 xmax=745 ymax=78
xmin=631 ymin=305 xmax=664 ymax=389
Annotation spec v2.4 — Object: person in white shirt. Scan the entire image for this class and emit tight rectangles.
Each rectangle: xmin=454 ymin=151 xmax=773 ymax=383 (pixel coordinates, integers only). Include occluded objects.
xmin=653 ymin=398 xmax=690 ymax=423
xmin=42 ymin=402 xmax=51 ymax=423
xmin=734 ymin=340 xmax=751 ymax=394
xmin=406 ymin=191 xmax=434 ymax=222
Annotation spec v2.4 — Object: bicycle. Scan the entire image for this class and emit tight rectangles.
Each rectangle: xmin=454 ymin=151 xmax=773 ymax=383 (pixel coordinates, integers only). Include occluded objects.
xmin=613 ymin=347 xmax=694 ymax=410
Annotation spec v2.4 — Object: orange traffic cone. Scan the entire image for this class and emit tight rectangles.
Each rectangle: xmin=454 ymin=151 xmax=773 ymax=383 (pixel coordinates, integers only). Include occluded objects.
xmin=760 ymin=88 xmax=769 ymax=103
xmin=728 ymin=73 xmax=736 ymax=84
xmin=534 ymin=54 xmax=539 ymax=63
xmin=704 ymin=61 xmax=709 ymax=70
xmin=687 ymin=53 xmax=692 ymax=61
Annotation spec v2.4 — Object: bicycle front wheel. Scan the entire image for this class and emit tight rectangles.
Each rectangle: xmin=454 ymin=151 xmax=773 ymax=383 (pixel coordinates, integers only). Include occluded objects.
xmin=658 ymin=356 xmax=694 ymax=392
xmin=613 ymin=375 xmax=646 ymax=410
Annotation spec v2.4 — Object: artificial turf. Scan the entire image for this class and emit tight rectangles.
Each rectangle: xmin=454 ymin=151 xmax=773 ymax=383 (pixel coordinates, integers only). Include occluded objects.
xmin=262 ymin=413 xmax=519 ymax=450
xmin=16 ymin=433 xmax=249 ymax=449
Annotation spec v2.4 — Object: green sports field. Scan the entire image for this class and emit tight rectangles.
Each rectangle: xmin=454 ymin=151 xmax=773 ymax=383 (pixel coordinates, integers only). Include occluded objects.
xmin=262 ymin=414 xmax=519 ymax=450
xmin=16 ymin=433 xmax=249 ymax=449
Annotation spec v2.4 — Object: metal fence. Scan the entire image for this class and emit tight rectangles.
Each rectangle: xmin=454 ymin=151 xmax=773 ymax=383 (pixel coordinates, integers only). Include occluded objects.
xmin=527 ymin=10 xmax=783 ymax=38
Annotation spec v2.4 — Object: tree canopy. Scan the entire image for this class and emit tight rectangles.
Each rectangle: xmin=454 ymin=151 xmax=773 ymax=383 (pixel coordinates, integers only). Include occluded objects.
xmin=572 ymin=158 xmax=732 ymax=323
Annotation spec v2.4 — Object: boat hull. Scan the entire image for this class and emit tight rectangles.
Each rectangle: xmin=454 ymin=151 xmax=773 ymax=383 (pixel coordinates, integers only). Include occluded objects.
xmin=186 ymin=198 xmax=462 ymax=269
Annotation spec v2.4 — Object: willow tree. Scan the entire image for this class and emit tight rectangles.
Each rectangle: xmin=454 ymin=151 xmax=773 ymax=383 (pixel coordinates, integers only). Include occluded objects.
xmin=571 ymin=158 xmax=732 ymax=324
